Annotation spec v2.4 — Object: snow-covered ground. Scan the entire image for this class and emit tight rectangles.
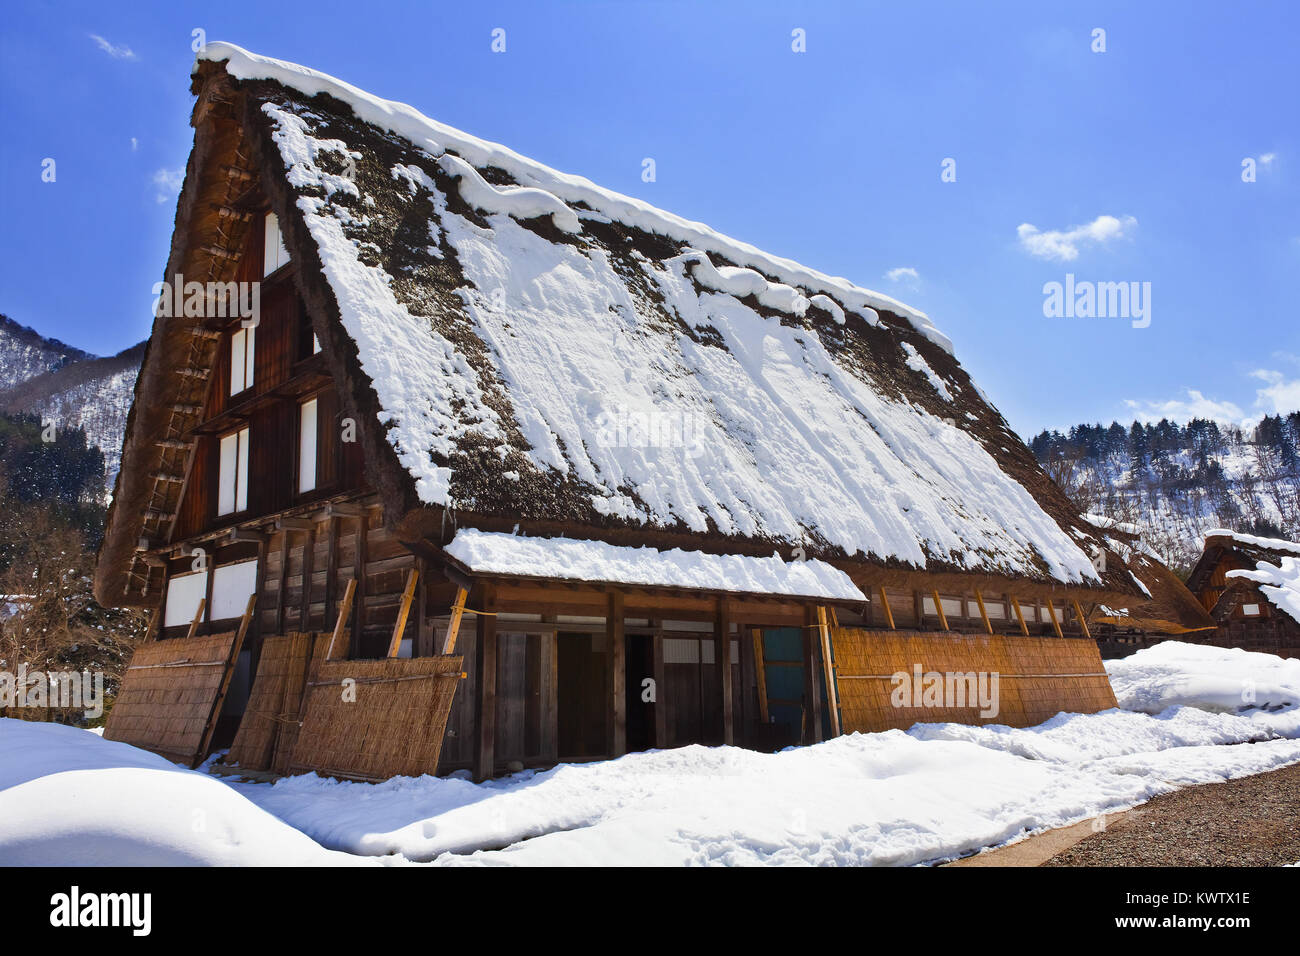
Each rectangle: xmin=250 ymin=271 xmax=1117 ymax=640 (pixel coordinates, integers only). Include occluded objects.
xmin=1 ymin=642 xmax=1297 ymax=866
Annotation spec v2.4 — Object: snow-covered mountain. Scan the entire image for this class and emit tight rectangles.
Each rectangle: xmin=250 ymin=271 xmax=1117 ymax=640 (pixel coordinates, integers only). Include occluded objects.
xmin=0 ymin=316 xmax=142 ymax=494
xmin=1031 ymin=417 xmax=1300 ymax=575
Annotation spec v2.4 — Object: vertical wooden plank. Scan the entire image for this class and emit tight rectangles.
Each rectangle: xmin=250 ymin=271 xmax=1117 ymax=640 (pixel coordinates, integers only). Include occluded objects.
xmin=607 ymin=590 xmax=626 ymax=757
xmin=385 ymin=568 xmax=419 ymax=658
xmin=816 ymin=606 xmax=841 ymax=737
xmin=651 ymin=619 xmax=667 ymax=749
xmin=541 ymin=616 xmax=558 ymax=763
xmin=274 ymin=530 xmax=290 ymax=634
xmin=750 ymin=627 xmax=770 ymax=724
xmin=973 ymin=589 xmax=994 ymax=635
xmin=473 ymin=584 xmax=497 ymax=782
xmin=351 ymin=510 xmax=367 ymax=657
xmin=299 ymin=526 xmax=316 ymax=631
xmin=913 ymin=591 xmax=925 ymax=630
xmin=414 ymin=556 xmax=429 ymax=657
xmin=739 ymin=620 xmax=755 ymax=746
xmin=322 ymin=515 xmax=339 ymax=627
xmin=715 ymin=599 xmax=733 ymax=746
xmin=802 ymin=606 xmax=823 ymax=744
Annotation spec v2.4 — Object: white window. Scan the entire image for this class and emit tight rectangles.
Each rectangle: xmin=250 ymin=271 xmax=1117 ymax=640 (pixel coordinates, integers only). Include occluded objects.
xmin=263 ymin=212 xmax=290 ymax=276
xmin=211 ymin=560 xmax=258 ymax=620
xmin=312 ymin=332 xmax=321 ymax=354
xmin=230 ymin=324 xmax=255 ymax=395
xmin=1243 ymin=603 xmax=1261 ymax=616
xmin=163 ymin=570 xmax=208 ymax=627
xmin=298 ymin=397 xmax=318 ymax=494
xmin=218 ymin=426 xmax=250 ymax=516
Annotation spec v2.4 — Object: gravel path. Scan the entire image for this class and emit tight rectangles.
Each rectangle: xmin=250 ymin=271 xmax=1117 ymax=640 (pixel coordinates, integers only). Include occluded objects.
xmin=1044 ymin=761 xmax=1300 ymax=866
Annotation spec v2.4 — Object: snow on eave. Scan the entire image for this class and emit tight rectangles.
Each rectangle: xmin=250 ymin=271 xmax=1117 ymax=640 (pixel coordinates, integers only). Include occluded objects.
xmin=194 ymin=41 xmax=952 ymax=353
xmin=1226 ymin=557 xmax=1300 ymax=626
xmin=1204 ymin=528 xmax=1300 ymax=556
xmin=444 ymin=529 xmax=867 ymax=602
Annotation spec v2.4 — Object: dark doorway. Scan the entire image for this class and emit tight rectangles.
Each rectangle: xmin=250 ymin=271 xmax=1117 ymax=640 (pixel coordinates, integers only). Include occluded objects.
xmin=557 ymin=632 xmax=607 ymax=759
xmin=625 ymin=633 xmax=654 ymax=751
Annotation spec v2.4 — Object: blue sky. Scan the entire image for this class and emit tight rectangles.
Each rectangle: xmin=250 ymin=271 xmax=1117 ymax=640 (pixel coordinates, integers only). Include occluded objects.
xmin=1 ymin=0 xmax=1296 ymax=438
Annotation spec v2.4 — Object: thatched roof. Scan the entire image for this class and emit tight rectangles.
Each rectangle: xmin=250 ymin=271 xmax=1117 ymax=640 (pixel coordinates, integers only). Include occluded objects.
xmin=96 ymin=43 xmax=1147 ymax=608
xmin=1187 ymin=530 xmax=1300 ymax=623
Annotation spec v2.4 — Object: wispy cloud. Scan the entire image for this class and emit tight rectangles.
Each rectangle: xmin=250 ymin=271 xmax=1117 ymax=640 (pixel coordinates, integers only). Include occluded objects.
xmin=1017 ymin=214 xmax=1137 ymax=262
xmin=1124 ymin=367 xmax=1300 ymax=426
xmin=885 ymin=266 xmax=919 ymax=282
xmin=130 ymin=137 xmax=139 ymax=152
xmin=151 ymin=168 xmax=183 ymax=204
xmin=89 ymin=34 xmax=137 ymax=61
xmin=1260 ymin=152 xmax=1277 ymax=168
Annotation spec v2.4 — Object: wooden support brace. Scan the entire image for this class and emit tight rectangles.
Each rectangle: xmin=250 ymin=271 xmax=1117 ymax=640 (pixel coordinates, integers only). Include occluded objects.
xmin=931 ymin=589 xmax=949 ymax=631
xmin=1009 ymin=594 xmax=1030 ymax=636
xmin=186 ymin=598 xmax=206 ymax=640
xmin=973 ymin=590 xmax=994 ymax=635
xmin=440 ymin=587 xmax=469 ymax=654
xmin=1071 ymin=599 xmax=1092 ymax=639
xmin=385 ymin=568 xmax=420 ymax=658
xmin=326 ymin=578 xmax=355 ymax=660
xmin=878 ymin=586 xmax=896 ymax=630
xmin=1045 ymin=597 xmax=1064 ymax=638
xmin=196 ymin=593 xmax=256 ymax=766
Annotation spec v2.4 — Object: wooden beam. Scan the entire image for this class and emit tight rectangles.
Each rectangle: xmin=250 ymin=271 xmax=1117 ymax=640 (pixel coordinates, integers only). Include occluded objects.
xmin=816 ymin=606 xmax=841 ymax=737
xmin=326 ymin=578 xmax=355 ymax=661
xmin=195 ymin=593 xmax=256 ymax=766
xmin=276 ymin=517 xmax=315 ymax=531
xmin=878 ymin=587 xmax=896 ymax=630
xmin=298 ymin=525 xmax=316 ymax=630
xmin=473 ymin=585 xmax=497 ymax=782
xmin=1071 ymin=599 xmax=1092 ymax=639
xmin=322 ymin=516 xmax=339 ymax=628
xmin=1045 ymin=597 xmax=1064 ymax=639
xmin=608 ymin=590 xmax=627 ymax=756
xmin=440 ymin=587 xmax=469 ymax=654
xmin=931 ymin=590 xmax=949 ymax=632
xmin=973 ymin=589 xmax=994 ymax=635
xmin=751 ymin=628 xmax=770 ymax=725
xmin=386 ymin=568 xmax=420 ymax=658
xmin=186 ymin=599 xmax=206 ymax=640
xmin=717 ymin=598 xmax=733 ymax=746
xmin=1008 ymin=594 xmax=1029 ymax=636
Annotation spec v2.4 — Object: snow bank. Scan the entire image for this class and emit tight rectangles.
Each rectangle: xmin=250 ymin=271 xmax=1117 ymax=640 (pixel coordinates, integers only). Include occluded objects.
xmin=0 ymin=720 xmax=365 ymax=866
xmin=444 ymin=528 xmax=866 ymax=600
xmin=1106 ymin=641 xmax=1300 ymax=714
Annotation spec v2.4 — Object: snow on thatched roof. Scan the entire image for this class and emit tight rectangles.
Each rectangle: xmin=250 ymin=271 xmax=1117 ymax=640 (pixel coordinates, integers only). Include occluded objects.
xmin=97 ymin=43 xmax=1141 ymax=600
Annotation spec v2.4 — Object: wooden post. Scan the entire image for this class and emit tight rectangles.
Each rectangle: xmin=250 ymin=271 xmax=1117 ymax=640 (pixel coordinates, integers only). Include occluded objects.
xmin=651 ymin=619 xmax=667 ymax=748
xmin=299 ymin=525 xmax=316 ymax=629
xmin=801 ymin=606 xmax=823 ymax=744
xmin=913 ymin=591 xmax=925 ymax=630
xmin=1045 ymin=597 xmax=1063 ymax=638
xmin=878 ymin=587 xmax=895 ymax=630
xmin=440 ymin=587 xmax=469 ymax=654
xmin=186 ymin=599 xmax=206 ymax=640
xmin=542 ymin=615 xmax=558 ymax=763
xmin=751 ymin=628 xmax=770 ymax=724
xmin=931 ymin=590 xmax=949 ymax=631
xmin=473 ymin=585 xmax=497 ymax=782
xmin=1071 ymin=599 xmax=1092 ymax=639
xmin=1008 ymin=594 xmax=1029 ymax=636
xmin=274 ymin=531 xmax=290 ymax=634
xmin=739 ymin=620 xmax=755 ymax=746
xmin=716 ymin=599 xmax=733 ymax=746
xmin=323 ymin=515 xmax=339 ymax=628
xmin=607 ymin=590 xmax=626 ymax=757
xmin=973 ymin=590 xmax=994 ymax=635
xmin=414 ymin=557 xmax=429 ymax=657
xmin=816 ymin=606 xmax=841 ymax=737
xmin=385 ymin=568 xmax=419 ymax=658
xmin=326 ymin=578 xmax=355 ymax=660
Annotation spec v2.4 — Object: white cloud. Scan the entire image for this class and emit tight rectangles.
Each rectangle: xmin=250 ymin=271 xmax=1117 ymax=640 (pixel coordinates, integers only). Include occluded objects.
xmin=1123 ymin=368 xmax=1300 ymax=427
xmin=151 ymin=167 xmax=183 ymax=203
xmin=1017 ymin=214 xmax=1137 ymax=262
xmin=1260 ymin=152 xmax=1277 ymax=168
xmin=885 ymin=266 xmax=919 ymax=282
xmin=1123 ymin=390 xmax=1244 ymax=425
xmin=89 ymin=34 xmax=137 ymax=61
